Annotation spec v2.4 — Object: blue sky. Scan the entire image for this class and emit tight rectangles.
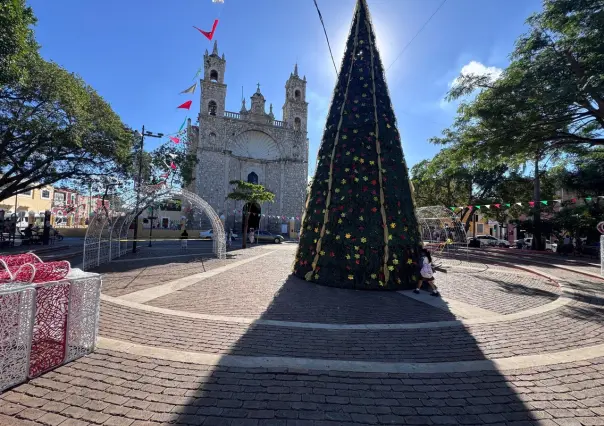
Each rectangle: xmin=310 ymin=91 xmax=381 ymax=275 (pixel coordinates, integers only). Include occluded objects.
xmin=29 ymin=0 xmax=542 ymax=177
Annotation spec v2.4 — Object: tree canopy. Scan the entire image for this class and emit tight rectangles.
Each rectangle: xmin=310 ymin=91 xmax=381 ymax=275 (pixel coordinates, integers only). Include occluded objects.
xmin=0 ymin=0 xmax=37 ymax=86
xmin=0 ymin=55 xmax=133 ymax=201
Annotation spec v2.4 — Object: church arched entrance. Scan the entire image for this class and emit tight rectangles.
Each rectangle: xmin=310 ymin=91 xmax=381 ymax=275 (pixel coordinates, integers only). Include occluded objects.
xmin=243 ymin=203 xmax=260 ymax=234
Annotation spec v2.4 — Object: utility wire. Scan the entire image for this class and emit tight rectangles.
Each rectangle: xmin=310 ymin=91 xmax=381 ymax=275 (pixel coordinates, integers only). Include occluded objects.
xmin=313 ymin=0 xmax=339 ymax=77
xmin=386 ymin=0 xmax=448 ymax=71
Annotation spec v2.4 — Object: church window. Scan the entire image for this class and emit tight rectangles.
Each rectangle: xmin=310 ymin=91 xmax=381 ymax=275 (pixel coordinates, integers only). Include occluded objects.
xmin=294 ymin=117 xmax=301 ymax=131
xmin=208 ymin=101 xmax=217 ymax=116
xmin=247 ymin=172 xmax=258 ymax=184
xmin=210 ymin=70 xmax=218 ymax=82
xmin=294 ymin=89 xmax=301 ymax=100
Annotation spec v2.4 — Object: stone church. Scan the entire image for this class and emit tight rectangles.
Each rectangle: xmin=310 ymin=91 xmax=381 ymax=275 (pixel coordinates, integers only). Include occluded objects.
xmin=186 ymin=41 xmax=309 ymax=233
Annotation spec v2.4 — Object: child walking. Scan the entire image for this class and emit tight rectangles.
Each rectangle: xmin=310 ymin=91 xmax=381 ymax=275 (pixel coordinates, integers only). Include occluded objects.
xmin=414 ymin=248 xmax=440 ymax=297
xmin=180 ymin=229 xmax=189 ymax=250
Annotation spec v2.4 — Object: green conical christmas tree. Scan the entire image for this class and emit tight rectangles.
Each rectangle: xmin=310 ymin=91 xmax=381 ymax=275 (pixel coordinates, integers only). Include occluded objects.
xmin=294 ymin=0 xmax=421 ymax=290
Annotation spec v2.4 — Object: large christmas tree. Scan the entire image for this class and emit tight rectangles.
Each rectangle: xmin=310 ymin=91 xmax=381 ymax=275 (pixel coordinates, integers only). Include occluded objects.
xmin=294 ymin=0 xmax=421 ymax=290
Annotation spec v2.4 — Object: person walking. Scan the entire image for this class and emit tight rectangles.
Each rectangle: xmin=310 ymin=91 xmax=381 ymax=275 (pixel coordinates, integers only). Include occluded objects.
xmin=413 ymin=248 xmax=440 ymax=297
xmin=180 ymin=229 xmax=189 ymax=250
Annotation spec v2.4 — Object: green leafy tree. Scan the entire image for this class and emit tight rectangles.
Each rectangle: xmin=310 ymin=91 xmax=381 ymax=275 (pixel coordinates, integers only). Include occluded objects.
xmin=294 ymin=0 xmax=420 ymax=290
xmin=0 ymin=56 xmax=132 ymax=201
xmin=226 ymin=180 xmax=275 ymax=249
xmin=433 ymin=0 xmax=603 ymax=249
xmin=0 ymin=0 xmax=37 ymax=86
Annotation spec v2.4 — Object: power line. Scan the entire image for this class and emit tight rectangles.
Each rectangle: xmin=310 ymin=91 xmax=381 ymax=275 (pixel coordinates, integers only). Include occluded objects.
xmin=313 ymin=0 xmax=339 ymax=77
xmin=386 ymin=0 xmax=448 ymax=71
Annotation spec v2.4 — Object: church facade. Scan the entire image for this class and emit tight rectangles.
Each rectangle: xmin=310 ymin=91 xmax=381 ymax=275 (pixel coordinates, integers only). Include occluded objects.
xmin=187 ymin=41 xmax=309 ymax=233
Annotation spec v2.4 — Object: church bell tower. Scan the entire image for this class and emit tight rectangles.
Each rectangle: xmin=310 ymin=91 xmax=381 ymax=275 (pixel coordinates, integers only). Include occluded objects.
xmin=200 ymin=40 xmax=227 ymax=118
xmin=282 ymin=64 xmax=308 ymax=132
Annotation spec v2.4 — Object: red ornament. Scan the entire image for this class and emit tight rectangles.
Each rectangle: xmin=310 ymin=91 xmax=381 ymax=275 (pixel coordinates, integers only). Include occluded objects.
xmin=193 ymin=19 xmax=219 ymax=41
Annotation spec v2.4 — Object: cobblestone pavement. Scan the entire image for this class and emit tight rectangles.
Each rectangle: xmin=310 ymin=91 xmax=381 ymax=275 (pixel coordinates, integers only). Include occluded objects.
xmin=98 ymin=245 xmax=271 ymax=297
xmin=2 ymin=245 xmax=604 ymax=425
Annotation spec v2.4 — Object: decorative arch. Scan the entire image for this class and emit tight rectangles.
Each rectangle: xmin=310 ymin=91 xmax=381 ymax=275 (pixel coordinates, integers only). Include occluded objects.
xmin=416 ymin=205 xmax=468 ymax=257
xmin=247 ymin=172 xmax=258 ymax=184
xmin=228 ymin=130 xmax=280 ymax=160
xmin=83 ymin=188 xmax=225 ymax=271
xmin=294 ymin=117 xmax=301 ymax=131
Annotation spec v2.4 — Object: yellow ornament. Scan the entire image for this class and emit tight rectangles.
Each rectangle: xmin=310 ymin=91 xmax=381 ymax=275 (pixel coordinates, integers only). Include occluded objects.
xmin=361 ymin=237 xmax=367 ymax=243
xmin=390 ymin=223 xmax=396 ymax=229
xmin=345 ymin=233 xmax=351 ymax=239
xmin=353 ymin=129 xmax=358 ymax=133
xmin=314 ymin=227 xmax=319 ymax=233
xmin=354 ymin=246 xmax=359 ymax=251
xmin=371 ymin=273 xmax=377 ymax=279
xmin=388 ymin=265 xmax=394 ymax=271
xmin=338 ymin=218 xmax=343 ymax=224
xmin=335 ymin=188 xmax=340 ymax=193
xmin=314 ymin=274 xmax=320 ymax=279
xmin=320 ymin=250 xmax=325 ymax=256
xmin=348 ymin=275 xmax=354 ymax=280
xmin=341 ymin=212 xmax=346 ymax=217
xmin=393 ymin=259 xmax=399 ymax=265
xmin=359 ymin=216 xmax=364 ymax=221
xmin=346 ymin=254 xmax=351 ymax=260
xmin=336 ymin=235 xmax=341 ymax=240
xmin=359 ymin=158 xmax=365 ymax=164
xmin=345 ymin=168 xmax=350 ymax=172
xmin=407 ymin=259 xmax=413 ymax=264
xmin=369 ymin=160 xmax=375 ymax=165
xmin=346 ymin=151 xmax=351 ymax=156
xmin=354 ymin=254 xmax=360 ymax=259
xmin=354 ymin=178 xmax=359 ymax=182
xmin=341 ymin=179 xmax=346 ymax=184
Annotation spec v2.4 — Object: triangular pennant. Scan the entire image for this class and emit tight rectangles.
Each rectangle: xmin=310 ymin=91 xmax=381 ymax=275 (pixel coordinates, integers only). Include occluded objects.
xmin=169 ymin=136 xmax=180 ymax=144
xmin=515 ymin=202 xmax=522 ymax=206
xmin=179 ymin=117 xmax=187 ymax=132
xmin=170 ymin=162 xmax=177 ymax=170
xmin=484 ymin=205 xmax=490 ymax=209
xmin=541 ymin=200 xmax=548 ymax=205
xmin=571 ymin=198 xmax=577 ymax=203
xmin=180 ymin=83 xmax=197 ymax=94
xmin=529 ymin=201 xmax=535 ymax=207
xmin=467 ymin=205 xmax=473 ymax=210
xmin=177 ymin=100 xmax=192 ymax=110
xmin=553 ymin=199 xmax=561 ymax=203
xmin=194 ymin=19 xmax=219 ymax=41
xmin=458 ymin=206 xmax=465 ymax=210
xmin=505 ymin=203 xmax=511 ymax=207
xmin=585 ymin=197 xmax=592 ymax=201
xmin=476 ymin=205 xmax=481 ymax=209
xmin=449 ymin=207 xmax=456 ymax=212
xmin=494 ymin=204 xmax=501 ymax=209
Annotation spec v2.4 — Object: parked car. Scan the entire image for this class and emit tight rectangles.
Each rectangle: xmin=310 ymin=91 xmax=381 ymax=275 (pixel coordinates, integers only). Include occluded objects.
xmin=254 ymin=230 xmax=284 ymax=244
xmin=467 ymin=235 xmax=510 ymax=248
xmin=515 ymin=238 xmax=557 ymax=251
xmin=199 ymin=229 xmax=213 ymax=239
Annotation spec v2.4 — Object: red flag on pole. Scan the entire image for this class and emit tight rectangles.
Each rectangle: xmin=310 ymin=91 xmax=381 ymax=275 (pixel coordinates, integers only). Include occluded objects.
xmin=194 ymin=20 xmax=219 ymax=41
xmin=170 ymin=162 xmax=177 ymax=170
xmin=169 ymin=136 xmax=180 ymax=144
xmin=177 ymin=100 xmax=192 ymax=110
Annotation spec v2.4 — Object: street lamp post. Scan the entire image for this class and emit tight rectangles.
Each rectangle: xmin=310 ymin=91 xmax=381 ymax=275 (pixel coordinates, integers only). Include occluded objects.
xmin=132 ymin=126 xmax=163 ymax=253
xmin=148 ymin=204 xmax=157 ymax=247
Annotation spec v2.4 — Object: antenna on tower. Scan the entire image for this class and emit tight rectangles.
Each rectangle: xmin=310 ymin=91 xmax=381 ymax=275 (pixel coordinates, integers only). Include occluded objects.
xmin=241 ymin=86 xmax=244 ymax=102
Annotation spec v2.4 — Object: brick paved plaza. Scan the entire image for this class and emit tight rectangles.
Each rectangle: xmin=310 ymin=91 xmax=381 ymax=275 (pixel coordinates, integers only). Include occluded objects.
xmin=2 ymin=243 xmax=604 ymax=426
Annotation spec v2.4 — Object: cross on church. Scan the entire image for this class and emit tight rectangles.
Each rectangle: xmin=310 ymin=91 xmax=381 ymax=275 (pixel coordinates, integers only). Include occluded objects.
xmin=256 ymin=82 xmax=261 ymax=91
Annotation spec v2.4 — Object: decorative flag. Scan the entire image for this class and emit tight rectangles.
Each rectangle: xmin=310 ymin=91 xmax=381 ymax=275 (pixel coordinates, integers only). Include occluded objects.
xmin=169 ymin=136 xmax=180 ymax=144
xmin=494 ymin=204 xmax=501 ymax=209
xmin=181 ymin=83 xmax=197 ymax=94
xmin=177 ymin=100 xmax=192 ymax=110
xmin=194 ymin=20 xmax=219 ymax=41
xmin=467 ymin=205 xmax=473 ymax=210
xmin=484 ymin=204 xmax=490 ymax=209
xmin=585 ymin=197 xmax=592 ymax=201
xmin=170 ymin=162 xmax=177 ymax=170
xmin=541 ymin=200 xmax=548 ymax=205
xmin=449 ymin=207 xmax=455 ymax=212
xmin=179 ymin=117 xmax=187 ymax=132
xmin=458 ymin=206 xmax=464 ymax=210
xmin=476 ymin=205 xmax=481 ymax=209
xmin=571 ymin=198 xmax=577 ymax=203
xmin=529 ymin=201 xmax=535 ymax=207
xmin=515 ymin=202 xmax=522 ymax=206
xmin=553 ymin=199 xmax=561 ymax=203
xmin=504 ymin=203 xmax=510 ymax=207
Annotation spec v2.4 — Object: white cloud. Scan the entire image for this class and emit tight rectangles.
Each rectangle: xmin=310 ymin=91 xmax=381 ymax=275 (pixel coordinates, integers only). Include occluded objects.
xmin=439 ymin=60 xmax=503 ymax=111
xmin=450 ymin=60 xmax=503 ymax=88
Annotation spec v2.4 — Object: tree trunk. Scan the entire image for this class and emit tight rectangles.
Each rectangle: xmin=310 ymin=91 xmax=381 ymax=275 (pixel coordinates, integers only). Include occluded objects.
xmin=242 ymin=211 xmax=250 ymax=249
xmin=532 ymin=154 xmax=543 ymax=250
